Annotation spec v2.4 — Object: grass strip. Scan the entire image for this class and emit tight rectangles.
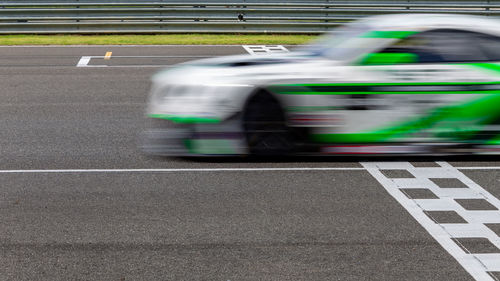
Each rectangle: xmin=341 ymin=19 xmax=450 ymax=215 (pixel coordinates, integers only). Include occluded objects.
xmin=0 ymin=34 xmax=318 ymax=45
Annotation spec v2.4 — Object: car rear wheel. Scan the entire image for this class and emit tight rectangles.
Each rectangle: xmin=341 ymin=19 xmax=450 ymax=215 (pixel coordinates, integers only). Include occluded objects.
xmin=242 ymin=91 xmax=295 ymax=156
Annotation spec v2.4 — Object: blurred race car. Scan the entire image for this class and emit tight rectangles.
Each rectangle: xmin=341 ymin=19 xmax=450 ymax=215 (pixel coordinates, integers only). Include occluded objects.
xmin=144 ymin=14 xmax=500 ymax=156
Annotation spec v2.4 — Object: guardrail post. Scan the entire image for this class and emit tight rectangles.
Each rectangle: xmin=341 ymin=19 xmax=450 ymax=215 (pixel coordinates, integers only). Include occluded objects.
xmin=324 ymin=0 xmax=328 ymax=23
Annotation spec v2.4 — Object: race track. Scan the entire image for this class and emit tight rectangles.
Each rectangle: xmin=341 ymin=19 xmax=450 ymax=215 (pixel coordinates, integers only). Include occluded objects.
xmin=1 ymin=45 xmax=499 ymax=280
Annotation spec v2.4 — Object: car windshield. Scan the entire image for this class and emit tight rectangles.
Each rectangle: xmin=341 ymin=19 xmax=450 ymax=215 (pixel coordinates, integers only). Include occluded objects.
xmin=302 ymin=23 xmax=372 ymax=60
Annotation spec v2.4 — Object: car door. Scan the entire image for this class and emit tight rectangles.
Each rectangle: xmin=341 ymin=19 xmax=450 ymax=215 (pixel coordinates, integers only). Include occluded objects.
xmin=332 ymin=29 xmax=500 ymax=145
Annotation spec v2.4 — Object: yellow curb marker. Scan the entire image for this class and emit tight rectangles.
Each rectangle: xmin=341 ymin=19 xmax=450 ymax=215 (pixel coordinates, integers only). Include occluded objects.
xmin=104 ymin=51 xmax=112 ymax=60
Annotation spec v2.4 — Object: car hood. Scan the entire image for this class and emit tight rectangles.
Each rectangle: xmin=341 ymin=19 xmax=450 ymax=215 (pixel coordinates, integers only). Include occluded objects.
xmin=182 ymin=52 xmax=312 ymax=67
xmin=152 ymin=52 xmax=342 ymax=86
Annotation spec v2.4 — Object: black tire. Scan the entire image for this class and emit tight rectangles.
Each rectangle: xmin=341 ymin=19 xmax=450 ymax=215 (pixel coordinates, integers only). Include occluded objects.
xmin=242 ymin=91 xmax=295 ymax=156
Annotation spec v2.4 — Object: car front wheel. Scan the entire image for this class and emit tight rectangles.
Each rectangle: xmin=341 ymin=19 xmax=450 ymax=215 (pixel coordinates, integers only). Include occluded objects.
xmin=242 ymin=91 xmax=295 ymax=156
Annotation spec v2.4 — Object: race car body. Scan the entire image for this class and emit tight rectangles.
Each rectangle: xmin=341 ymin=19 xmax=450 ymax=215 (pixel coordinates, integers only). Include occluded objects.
xmin=144 ymin=14 xmax=500 ymax=156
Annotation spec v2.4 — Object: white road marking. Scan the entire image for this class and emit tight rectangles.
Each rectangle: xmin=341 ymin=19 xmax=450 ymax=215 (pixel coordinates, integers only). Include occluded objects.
xmin=97 ymin=65 xmax=175 ymax=68
xmin=0 ymin=167 xmax=365 ymax=173
xmin=242 ymin=45 xmax=289 ymax=55
xmin=76 ymin=56 xmax=107 ymax=67
xmin=2 ymin=165 xmax=499 ymax=173
xmin=75 ymin=55 xmax=213 ymax=67
xmin=89 ymin=55 xmax=213 ymax=58
xmin=459 ymin=167 xmax=500 ymax=170
xmin=362 ymin=161 xmax=500 ymax=281
xmin=76 ymin=56 xmax=92 ymax=67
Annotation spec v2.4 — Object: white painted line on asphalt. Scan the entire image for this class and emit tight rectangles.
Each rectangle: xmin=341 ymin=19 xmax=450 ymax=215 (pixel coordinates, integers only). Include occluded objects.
xmin=459 ymin=167 xmax=500 ymax=170
xmin=76 ymin=56 xmax=91 ymax=67
xmin=75 ymin=55 xmax=213 ymax=67
xmin=362 ymin=161 xmax=500 ymax=281
xmin=93 ymin=55 xmax=213 ymax=58
xmin=76 ymin=56 xmax=107 ymax=67
xmin=3 ymin=165 xmax=500 ymax=174
xmin=0 ymin=167 xmax=365 ymax=173
xmin=100 ymin=65 xmax=174 ymax=68
xmin=242 ymin=45 xmax=289 ymax=55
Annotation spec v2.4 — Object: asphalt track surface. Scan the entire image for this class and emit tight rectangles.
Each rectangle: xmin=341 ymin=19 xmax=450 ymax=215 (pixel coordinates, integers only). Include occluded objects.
xmin=1 ymin=45 xmax=500 ymax=281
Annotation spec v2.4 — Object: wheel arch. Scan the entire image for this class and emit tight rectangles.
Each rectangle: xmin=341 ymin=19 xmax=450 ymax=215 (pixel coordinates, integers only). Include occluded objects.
xmin=241 ymin=86 xmax=289 ymax=118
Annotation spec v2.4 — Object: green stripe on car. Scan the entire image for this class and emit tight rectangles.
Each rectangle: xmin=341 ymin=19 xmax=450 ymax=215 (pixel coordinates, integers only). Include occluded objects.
xmin=359 ymin=53 xmax=418 ymax=65
xmin=361 ymin=31 xmax=418 ymax=39
xmin=149 ymin=114 xmax=220 ymax=124
xmin=467 ymin=62 xmax=500 ymax=74
xmin=279 ymin=90 xmax=500 ymax=95
xmin=312 ymin=94 xmax=500 ymax=143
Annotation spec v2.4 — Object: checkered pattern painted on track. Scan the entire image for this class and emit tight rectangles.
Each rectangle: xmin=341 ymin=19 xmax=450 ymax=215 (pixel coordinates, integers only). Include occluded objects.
xmin=362 ymin=161 xmax=500 ymax=281
xmin=242 ymin=45 xmax=289 ymax=55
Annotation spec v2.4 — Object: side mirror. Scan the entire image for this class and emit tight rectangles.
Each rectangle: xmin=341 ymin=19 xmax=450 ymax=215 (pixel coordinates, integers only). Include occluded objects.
xmin=358 ymin=53 xmax=417 ymax=65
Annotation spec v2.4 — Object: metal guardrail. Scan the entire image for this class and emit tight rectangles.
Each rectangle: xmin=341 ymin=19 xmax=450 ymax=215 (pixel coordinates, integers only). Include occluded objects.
xmin=1 ymin=1 xmax=500 ymax=34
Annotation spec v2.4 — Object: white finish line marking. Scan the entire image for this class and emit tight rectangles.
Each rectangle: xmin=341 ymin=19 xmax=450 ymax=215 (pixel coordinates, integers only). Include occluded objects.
xmin=242 ymin=45 xmax=289 ymax=55
xmin=362 ymin=161 xmax=500 ymax=281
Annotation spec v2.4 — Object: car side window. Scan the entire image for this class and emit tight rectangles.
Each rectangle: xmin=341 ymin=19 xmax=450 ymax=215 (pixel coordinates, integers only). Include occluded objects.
xmin=379 ymin=29 xmax=491 ymax=63
xmin=476 ymin=33 xmax=500 ymax=61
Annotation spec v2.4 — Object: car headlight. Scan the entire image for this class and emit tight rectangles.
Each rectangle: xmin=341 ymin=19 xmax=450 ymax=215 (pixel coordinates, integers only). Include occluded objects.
xmin=153 ymin=85 xmax=217 ymax=106
xmin=155 ymin=85 xmax=193 ymax=103
xmin=151 ymin=83 xmax=251 ymax=116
